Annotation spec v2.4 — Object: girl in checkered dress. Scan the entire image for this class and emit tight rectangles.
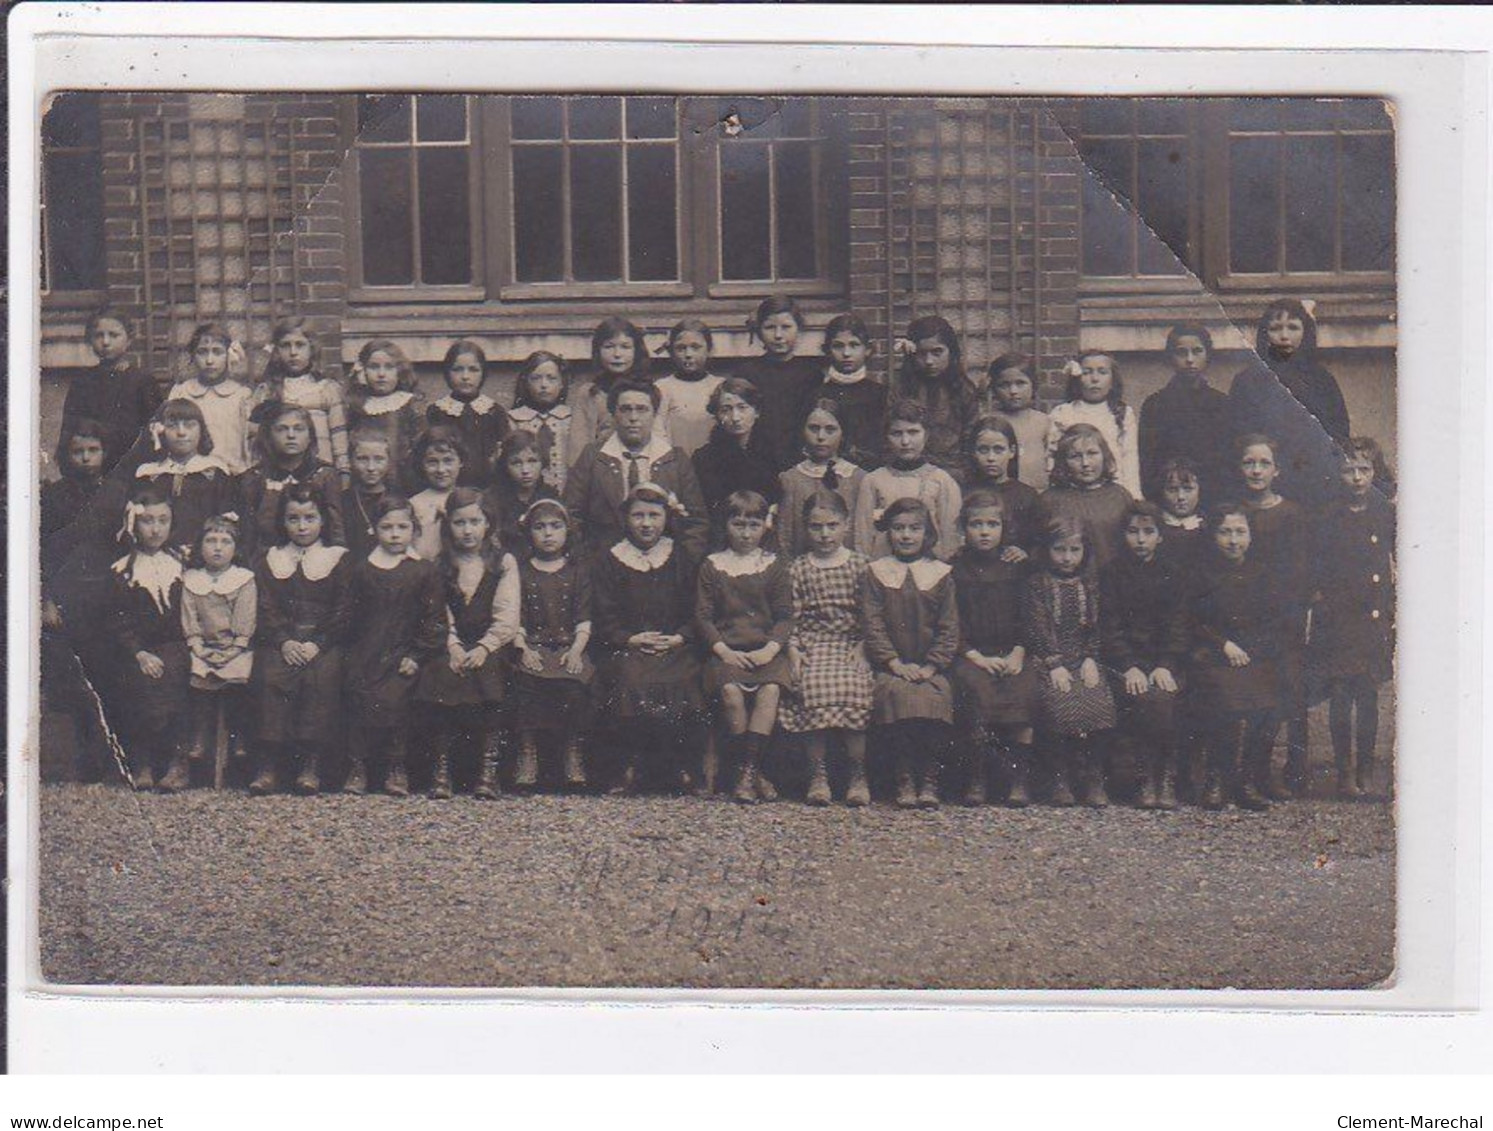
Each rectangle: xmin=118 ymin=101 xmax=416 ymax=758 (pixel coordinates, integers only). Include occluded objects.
xmin=779 ymin=489 xmax=874 ymax=807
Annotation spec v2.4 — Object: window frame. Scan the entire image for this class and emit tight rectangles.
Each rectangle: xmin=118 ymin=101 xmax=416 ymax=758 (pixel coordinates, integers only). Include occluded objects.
xmin=39 ymin=91 xmax=107 ymax=306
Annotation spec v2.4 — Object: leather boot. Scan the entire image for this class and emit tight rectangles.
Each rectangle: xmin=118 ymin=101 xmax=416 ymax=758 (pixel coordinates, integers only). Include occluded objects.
xmin=1048 ymin=744 xmax=1075 ymax=807
xmin=1281 ymin=717 xmax=1309 ymax=799
xmin=249 ymin=745 xmax=278 ymax=795
xmin=514 ymin=734 xmax=540 ymax=790
xmin=1081 ymin=746 xmax=1109 ymax=808
xmin=1006 ymin=744 xmax=1032 ymax=808
xmin=129 ymin=746 xmax=155 ymax=792
xmin=1135 ymin=741 xmax=1160 ymax=810
xmin=733 ymin=737 xmax=758 ymax=805
xmin=1236 ymin=726 xmax=1270 ymax=812
xmin=1153 ymin=747 xmax=1178 ymax=811
xmin=157 ymin=744 xmax=191 ymax=793
xmin=427 ymin=733 xmax=452 ymax=800
xmin=1201 ymin=728 xmax=1228 ymax=810
xmin=294 ymin=745 xmax=320 ymax=795
xmin=562 ymin=734 xmax=587 ymax=789
xmin=608 ymin=759 xmax=637 ymax=796
xmin=474 ymin=732 xmax=502 ymax=800
xmin=845 ymin=750 xmax=870 ymax=808
xmin=342 ymin=752 xmax=367 ymax=796
xmin=186 ymin=694 xmax=214 ymax=763
xmin=917 ymin=754 xmax=941 ymax=809
xmin=1355 ymin=755 xmax=1376 ymax=799
xmin=384 ymin=733 xmax=409 ymax=798
xmin=894 ymin=754 xmax=918 ymax=809
xmin=962 ymin=735 xmax=987 ymax=807
xmin=804 ymin=740 xmax=831 ymax=807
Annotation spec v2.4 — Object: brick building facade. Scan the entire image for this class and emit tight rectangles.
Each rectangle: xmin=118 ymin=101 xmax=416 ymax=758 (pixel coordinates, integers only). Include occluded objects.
xmin=39 ymin=92 xmax=1397 ymax=471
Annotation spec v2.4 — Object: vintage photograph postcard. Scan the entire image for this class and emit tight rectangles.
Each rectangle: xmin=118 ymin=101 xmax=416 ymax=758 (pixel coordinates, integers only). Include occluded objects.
xmin=27 ymin=86 xmax=1402 ymax=991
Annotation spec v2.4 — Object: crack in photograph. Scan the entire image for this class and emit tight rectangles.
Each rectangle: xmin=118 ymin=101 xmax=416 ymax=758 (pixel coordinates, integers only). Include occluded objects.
xmin=33 ymin=92 xmax=1397 ymax=989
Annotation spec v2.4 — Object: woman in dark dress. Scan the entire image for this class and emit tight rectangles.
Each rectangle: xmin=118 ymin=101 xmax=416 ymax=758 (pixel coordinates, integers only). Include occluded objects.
xmin=691 ymin=377 xmax=782 ymax=550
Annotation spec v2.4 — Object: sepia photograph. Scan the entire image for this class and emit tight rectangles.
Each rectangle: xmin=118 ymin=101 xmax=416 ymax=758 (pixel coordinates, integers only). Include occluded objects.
xmin=31 ymin=89 xmax=1399 ymax=992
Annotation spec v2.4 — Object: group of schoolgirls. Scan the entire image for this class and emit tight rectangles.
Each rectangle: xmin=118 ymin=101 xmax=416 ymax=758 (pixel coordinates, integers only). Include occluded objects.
xmin=40 ymin=294 xmax=1393 ymax=811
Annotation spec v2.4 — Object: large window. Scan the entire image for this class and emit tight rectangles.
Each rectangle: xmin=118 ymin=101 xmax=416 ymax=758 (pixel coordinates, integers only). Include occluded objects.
xmin=347 ymin=95 xmax=845 ymax=302
xmin=41 ymin=92 xmax=106 ymax=295
xmin=1078 ymin=97 xmax=1395 ymax=290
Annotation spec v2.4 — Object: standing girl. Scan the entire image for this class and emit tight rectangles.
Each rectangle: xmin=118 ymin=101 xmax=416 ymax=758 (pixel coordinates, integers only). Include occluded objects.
xmin=735 ymin=295 xmax=824 ymax=470
xmin=343 ymin=494 xmax=447 ymax=796
xmin=414 ymin=489 xmax=519 ymax=800
xmin=347 ymin=339 xmax=423 ymax=492
xmin=58 ymin=308 xmax=152 ymax=478
xmin=408 ymin=426 xmax=465 ymax=562
xmin=950 ymin=490 xmax=1041 ymax=807
xmin=568 ymin=316 xmax=653 ymax=466
xmin=691 ymin=377 xmax=782 ymax=549
xmin=963 ymin=414 xmax=1039 ymax=561
xmin=1139 ymin=323 xmax=1232 ymax=503
xmin=654 ymin=318 xmax=726 ymax=456
xmin=892 ymin=316 xmax=986 ymax=472
xmin=1238 ymin=433 xmax=1312 ymax=799
xmin=511 ymin=499 xmax=594 ymax=791
xmin=1036 ymin=424 xmax=1134 ymax=572
xmin=1047 ymin=351 xmax=1142 ymax=499
xmin=779 ymin=490 xmax=874 ymax=807
xmin=509 ymin=350 xmax=574 ymax=493
xmin=799 ymin=314 xmax=887 ymax=470
xmin=777 ymin=399 xmax=865 ymax=558
xmin=695 ymin=491 xmax=794 ymax=804
xmin=427 ymin=339 xmax=511 ymax=489
xmin=238 ymin=401 xmax=346 ymax=559
xmin=345 ymin=429 xmax=394 ymax=563
xmin=168 ymin=322 xmax=256 ymax=475
xmin=484 ymin=430 xmax=559 ymax=556
xmin=854 ymin=400 xmax=963 ymax=561
xmin=592 ymin=483 xmax=705 ymax=794
xmin=252 ymin=484 xmax=352 ymax=796
xmin=128 ymin=398 xmax=235 ymax=560
xmin=864 ymin=497 xmax=961 ymax=809
xmin=261 ymin=316 xmax=350 ymax=485
xmin=1311 ymin=438 xmax=1395 ymax=799
xmin=989 ymin=354 xmax=1051 ymax=492
xmin=1022 ymin=516 xmax=1118 ymax=807
xmin=108 ymin=486 xmax=190 ymax=792
xmin=180 ymin=515 xmax=256 ymax=776
xmin=1189 ymin=504 xmax=1284 ymax=811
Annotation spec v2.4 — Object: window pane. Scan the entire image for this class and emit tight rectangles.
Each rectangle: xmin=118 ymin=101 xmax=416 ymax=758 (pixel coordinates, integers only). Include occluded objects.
xmin=776 ymin=143 xmax=818 ymax=279
xmin=1229 ymin=136 xmax=1280 ymax=273
xmin=779 ymin=99 xmax=815 ymax=138
xmin=1283 ymin=135 xmax=1337 ymax=272
xmin=1080 ymin=157 xmax=1134 ymax=276
xmin=1339 ymin=99 xmax=1392 ymax=131
xmin=627 ymin=146 xmax=678 ymax=280
xmin=569 ymin=97 xmax=621 ymax=140
xmin=416 ymin=94 xmax=467 ymax=142
xmin=358 ymin=94 xmax=411 ymax=143
xmin=1229 ymin=98 xmax=1282 ymax=131
xmin=44 ymin=149 xmax=105 ymax=290
xmin=1340 ymin=134 xmax=1395 ymax=271
xmin=1136 ymin=138 xmax=1189 ymax=275
xmin=570 ymin=146 xmax=622 ymax=281
xmin=42 ymin=92 xmax=100 ymax=148
xmin=626 ymin=97 xmax=676 ymax=139
xmin=1136 ymin=99 xmax=1189 ymax=135
xmin=727 ymin=98 xmax=781 ymax=140
xmin=512 ymin=146 xmax=564 ymax=282
xmin=359 ymin=149 xmax=414 ymax=284
xmin=720 ymin=141 xmax=771 ymax=279
xmin=511 ymin=97 xmax=563 ymax=140
xmin=1081 ymin=137 xmax=1133 ymax=202
xmin=418 ymin=148 xmax=471 ymax=284
xmin=1079 ymin=99 xmax=1134 ymax=136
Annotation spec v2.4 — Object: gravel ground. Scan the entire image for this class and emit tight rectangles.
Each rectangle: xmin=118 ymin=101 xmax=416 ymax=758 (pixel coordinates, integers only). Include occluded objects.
xmin=38 ymin=781 xmax=1394 ymax=990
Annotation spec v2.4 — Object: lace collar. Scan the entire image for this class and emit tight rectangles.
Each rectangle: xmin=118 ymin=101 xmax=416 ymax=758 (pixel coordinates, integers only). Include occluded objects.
xmin=136 ymin=453 xmax=228 ymax=479
xmin=869 ymin=556 xmax=951 ymax=591
xmin=360 ymin=391 xmax=416 ymax=416
xmin=511 ymin=403 xmax=572 ymax=423
xmin=610 ymin=537 xmax=675 ymax=572
xmin=707 ymin=548 xmax=777 ymax=577
xmin=176 ymin=377 xmax=246 ymax=399
xmin=433 ymin=393 xmax=498 ymax=417
xmin=182 ymin=564 xmax=255 ymax=597
xmin=1163 ymin=513 xmax=1203 ymax=531
xmin=795 ymin=458 xmax=858 ymax=481
xmin=261 ymin=453 xmax=324 ymax=485
xmin=111 ymin=550 xmax=183 ymax=613
xmin=823 ymin=366 xmax=869 ymax=386
xmin=600 ymin=432 xmax=672 ymax=464
xmin=265 ymin=542 xmax=347 ymax=581
xmin=369 ymin=546 xmax=422 ymax=571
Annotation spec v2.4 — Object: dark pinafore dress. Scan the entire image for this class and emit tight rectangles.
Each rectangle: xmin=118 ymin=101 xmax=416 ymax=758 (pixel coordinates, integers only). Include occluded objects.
xmin=511 ymin=556 xmax=596 ymax=731
xmin=415 ymin=565 xmax=512 ymax=708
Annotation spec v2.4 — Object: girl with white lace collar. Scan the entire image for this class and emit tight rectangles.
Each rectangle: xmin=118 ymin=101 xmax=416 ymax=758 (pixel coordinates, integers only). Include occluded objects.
xmin=343 ymin=493 xmax=447 ymax=798
xmin=593 ymin=483 xmax=705 ymax=795
xmin=409 ymin=426 xmax=464 ymax=562
xmin=132 ymin=397 xmax=234 ymax=560
xmin=260 ymin=316 xmax=350 ymax=486
xmin=777 ymin=398 xmax=866 ymax=558
xmin=166 ymin=321 xmax=255 ymax=475
xmin=107 ymin=485 xmax=191 ymax=792
xmin=695 ymin=490 xmax=793 ymax=804
xmin=413 ymin=488 xmax=519 ymax=801
xmin=180 ymin=513 xmax=256 ymax=777
xmin=426 ymin=339 xmax=512 ymax=489
xmin=864 ymin=496 xmax=960 ymax=809
xmin=251 ymin=483 xmax=352 ymax=796
xmin=509 ymin=350 xmax=574 ymax=493
xmin=346 ymin=339 xmax=422 ymax=493
xmin=654 ymin=318 xmax=726 ymax=457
